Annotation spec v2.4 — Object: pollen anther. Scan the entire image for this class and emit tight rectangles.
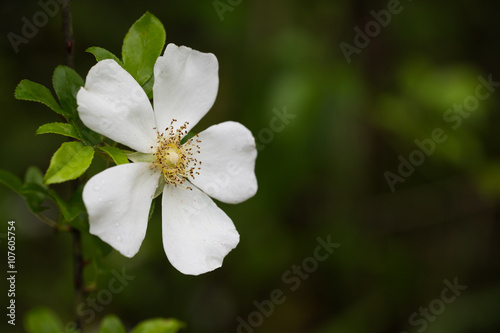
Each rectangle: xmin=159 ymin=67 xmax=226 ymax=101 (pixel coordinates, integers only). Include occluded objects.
xmin=151 ymin=120 xmax=201 ymax=189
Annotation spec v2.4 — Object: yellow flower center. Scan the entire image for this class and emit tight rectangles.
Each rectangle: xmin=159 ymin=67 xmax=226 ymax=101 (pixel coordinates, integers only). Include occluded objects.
xmin=160 ymin=144 xmax=180 ymax=168
xmin=151 ymin=119 xmax=201 ymax=189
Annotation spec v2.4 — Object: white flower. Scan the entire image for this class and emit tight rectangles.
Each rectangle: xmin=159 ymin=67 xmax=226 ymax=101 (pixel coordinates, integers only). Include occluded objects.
xmin=76 ymin=43 xmax=257 ymax=275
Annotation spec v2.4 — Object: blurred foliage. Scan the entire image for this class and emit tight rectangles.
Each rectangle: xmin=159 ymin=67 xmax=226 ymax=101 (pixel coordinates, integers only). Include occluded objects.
xmin=1 ymin=0 xmax=500 ymax=333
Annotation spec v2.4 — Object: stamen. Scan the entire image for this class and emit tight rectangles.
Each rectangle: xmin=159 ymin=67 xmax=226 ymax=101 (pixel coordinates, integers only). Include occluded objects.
xmin=150 ymin=120 xmax=201 ymax=189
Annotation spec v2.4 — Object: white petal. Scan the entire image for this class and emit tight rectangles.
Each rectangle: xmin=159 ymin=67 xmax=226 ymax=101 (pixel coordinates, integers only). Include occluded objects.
xmin=77 ymin=59 xmax=157 ymax=153
xmin=153 ymin=43 xmax=219 ymax=134
xmin=162 ymin=184 xmax=239 ymax=275
xmin=189 ymin=121 xmax=257 ymax=204
xmin=83 ymin=163 xmax=160 ymax=258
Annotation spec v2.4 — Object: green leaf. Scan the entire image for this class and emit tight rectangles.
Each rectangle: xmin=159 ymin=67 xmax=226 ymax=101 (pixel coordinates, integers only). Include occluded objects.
xmin=44 ymin=142 xmax=95 ymax=185
xmin=131 ymin=318 xmax=185 ymax=333
xmin=100 ymin=146 xmax=130 ymax=165
xmin=22 ymin=167 xmax=49 ymax=213
xmin=20 ymin=183 xmax=50 ymax=213
xmin=22 ymin=167 xmax=83 ymax=219
xmin=65 ymin=184 xmax=86 ymax=221
xmin=51 ymin=186 xmax=84 ymax=222
xmin=122 ymin=12 xmax=166 ymax=86
xmin=0 ymin=168 xmax=50 ymax=213
xmin=51 ymin=66 xmax=100 ymax=145
xmin=19 ymin=181 xmax=83 ymax=221
xmin=15 ymin=79 xmax=65 ymax=116
xmin=99 ymin=314 xmax=127 ymax=333
xmin=24 ymin=307 xmax=64 ymax=333
xmin=52 ymin=65 xmax=84 ymax=120
xmin=25 ymin=166 xmax=45 ymax=185
xmin=69 ymin=210 xmax=90 ymax=233
xmin=36 ymin=122 xmax=82 ymax=140
xmin=86 ymin=46 xmax=123 ymax=65
xmin=81 ymin=126 xmax=103 ymax=146
xmin=0 ymin=169 xmax=23 ymax=194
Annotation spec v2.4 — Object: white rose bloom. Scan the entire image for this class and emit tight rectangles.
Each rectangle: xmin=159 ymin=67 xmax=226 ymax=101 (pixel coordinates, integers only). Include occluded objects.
xmin=76 ymin=43 xmax=257 ymax=275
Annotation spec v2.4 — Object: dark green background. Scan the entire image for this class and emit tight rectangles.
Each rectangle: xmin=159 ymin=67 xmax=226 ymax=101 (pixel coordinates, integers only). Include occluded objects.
xmin=1 ymin=0 xmax=500 ymax=332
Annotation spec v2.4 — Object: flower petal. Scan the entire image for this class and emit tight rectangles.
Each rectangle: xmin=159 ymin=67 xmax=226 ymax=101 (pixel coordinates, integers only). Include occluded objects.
xmin=77 ymin=59 xmax=157 ymax=153
xmin=153 ymin=43 xmax=219 ymax=134
xmin=162 ymin=184 xmax=239 ymax=275
xmin=83 ymin=163 xmax=160 ymax=258
xmin=189 ymin=121 xmax=257 ymax=204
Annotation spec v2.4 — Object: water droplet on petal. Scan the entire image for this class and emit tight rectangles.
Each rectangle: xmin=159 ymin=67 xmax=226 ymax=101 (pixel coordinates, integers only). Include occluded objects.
xmin=114 ymin=222 xmax=120 ymax=227
xmin=94 ymin=185 xmax=101 ymax=191
xmin=116 ymin=235 xmax=122 ymax=241
xmin=98 ymin=197 xmax=103 ymax=202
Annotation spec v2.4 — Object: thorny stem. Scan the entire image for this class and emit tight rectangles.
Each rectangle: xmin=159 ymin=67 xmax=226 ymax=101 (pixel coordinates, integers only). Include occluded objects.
xmin=61 ymin=0 xmax=84 ymax=330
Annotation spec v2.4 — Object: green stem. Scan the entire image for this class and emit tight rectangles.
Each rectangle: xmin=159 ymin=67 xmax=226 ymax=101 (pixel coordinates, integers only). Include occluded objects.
xmin=34 ymin=213 xmax=69 ymax=231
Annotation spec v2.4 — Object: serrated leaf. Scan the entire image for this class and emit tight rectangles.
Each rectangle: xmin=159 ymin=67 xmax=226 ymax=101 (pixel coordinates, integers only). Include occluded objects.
xmin=122 ymin=12 xmax=166 ymax=86
xmin=15 ymin=79 xmax=65 ymax=116
xmin=99 ymin=146 xmax=130 ymax=165
xmin=36 ymin=122 xmax=82 ymax=140
xmin=131 ymin=318 xmax=185 ymax=333
xmin=44 ymin=142 xmax=94 ymax=185
xmin=0 ymin=169 xmax=23 ymax=194
xmin=52 ymin=65 xmax=84 ymax=120
xmin=86 ymin=46 xmax=123 ymax=65
xmin=99 ymin=314 xmax=127 ymax=333
xmin=24 ymin=307 xmax=64 ymax=333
